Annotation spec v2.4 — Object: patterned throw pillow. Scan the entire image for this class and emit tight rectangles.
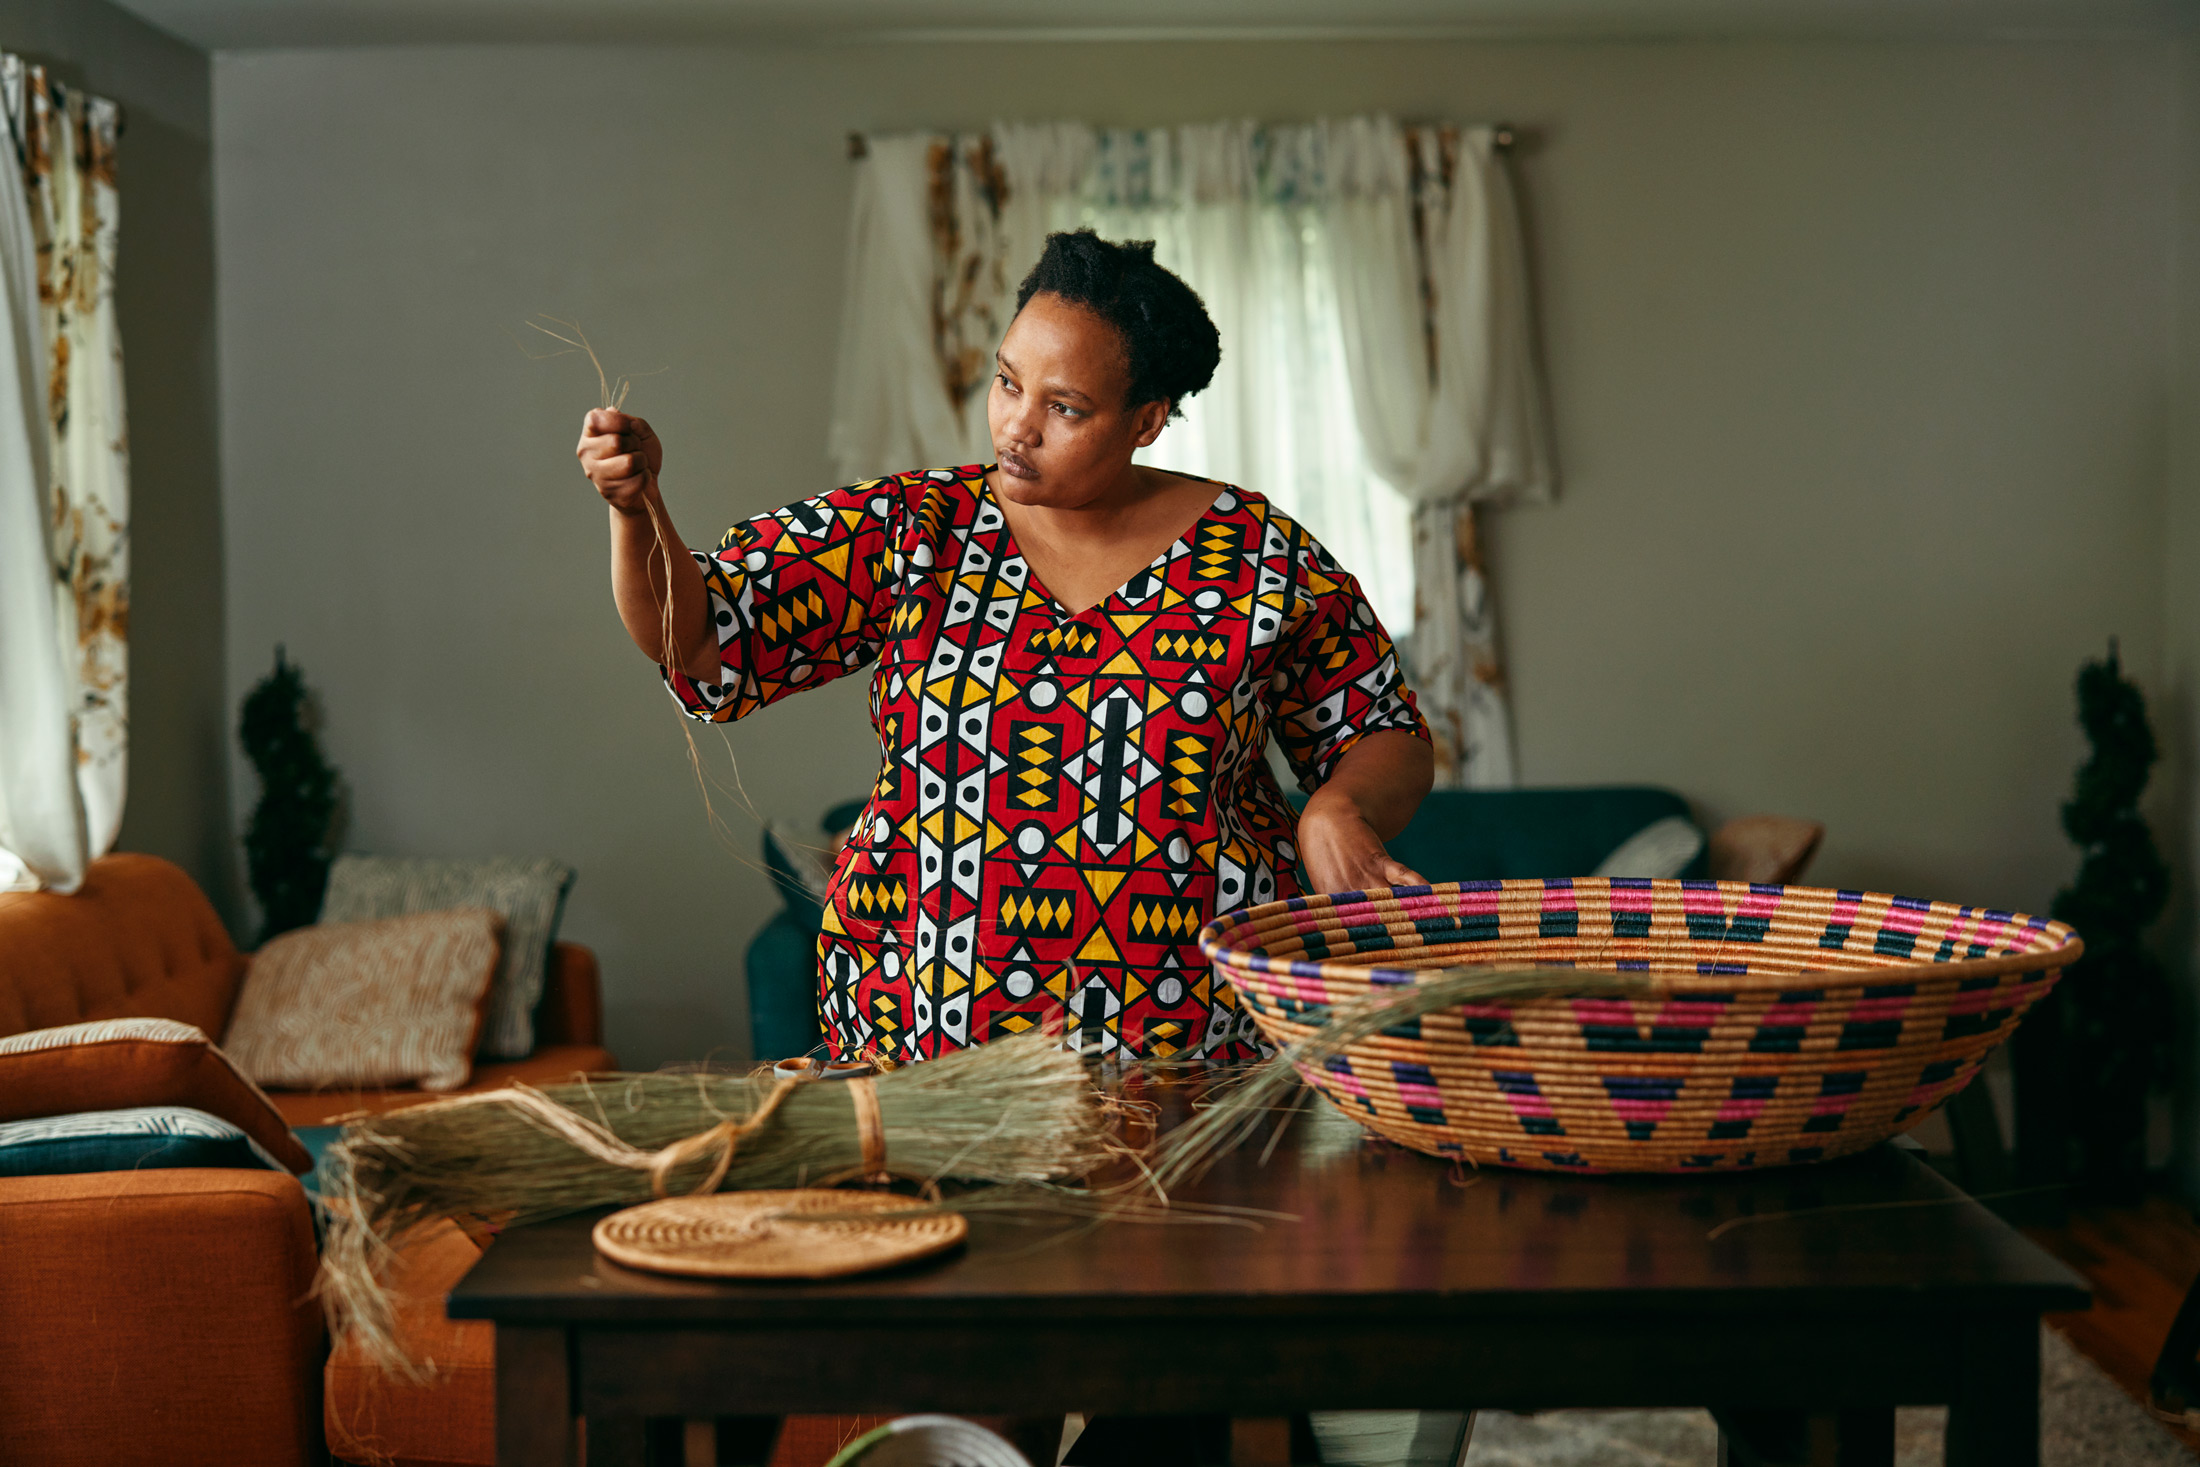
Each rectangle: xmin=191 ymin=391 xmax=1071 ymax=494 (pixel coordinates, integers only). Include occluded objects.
xmin=320 ymin=856 xmax=574 ymax=1059
xmin=223 ymin=908 xmax=504 ymax=1093
xmin=0 ymin=1104 xmax=288 ymax=1178
xmin=1591 ymin=816 xmax=1707 ymax=880
xmin=0 ymin=1017 xmax=312 ymax=1172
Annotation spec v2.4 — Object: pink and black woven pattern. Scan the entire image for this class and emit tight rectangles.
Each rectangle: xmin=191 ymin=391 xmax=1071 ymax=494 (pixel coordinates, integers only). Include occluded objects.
xmin=1200 ymin=879 xmax=2080 ymax=1173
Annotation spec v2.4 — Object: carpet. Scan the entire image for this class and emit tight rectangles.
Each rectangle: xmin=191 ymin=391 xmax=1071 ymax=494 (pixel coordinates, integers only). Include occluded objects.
xmin=1460 ymin=1325 xmax=2194 ymax=1465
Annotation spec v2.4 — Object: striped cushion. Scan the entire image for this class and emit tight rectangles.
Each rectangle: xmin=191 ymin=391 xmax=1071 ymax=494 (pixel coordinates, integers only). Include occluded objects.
xmin=320 ymin=856 xmax=574 ymax=1058
xmin=0 ymin=1015 xmax=207 ymax=1055
xmin=0 ymin=1017 xmax=313 ymax=1172
xmin=0 ymin=1104 xmax=287 ymax=1177
xmin=224 ymin=908 xmax=503 ymax=1093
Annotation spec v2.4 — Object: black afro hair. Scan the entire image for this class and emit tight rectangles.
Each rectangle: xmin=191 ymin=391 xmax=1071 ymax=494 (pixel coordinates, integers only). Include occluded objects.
xmin=1013 ymin=229 xmax=1220 ymax=421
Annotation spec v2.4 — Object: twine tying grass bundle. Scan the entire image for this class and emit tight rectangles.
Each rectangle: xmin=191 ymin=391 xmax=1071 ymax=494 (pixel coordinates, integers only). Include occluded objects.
xmin=319 ymin=1028 xmax=1113 ymax=1377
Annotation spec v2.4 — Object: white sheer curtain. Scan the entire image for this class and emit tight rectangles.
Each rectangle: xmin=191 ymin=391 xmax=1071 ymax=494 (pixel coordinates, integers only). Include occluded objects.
xmin=0 ymin=58 xmax=129 ymax=892
xmin=1327 ymin=120 xmax=1552 ymax=787
xmin=828 ymin=115 xmax=1550 ymax=787
xmin=1076 ymin=123 xmax=1420 ymax=641
xmin=827 ymin=135 xmax=969 ymax=484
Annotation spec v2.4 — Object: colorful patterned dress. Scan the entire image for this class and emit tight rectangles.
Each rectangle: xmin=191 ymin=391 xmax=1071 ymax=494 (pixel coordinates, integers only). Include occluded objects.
xmin=667 ymin=465 xmax=1427 ymax=1062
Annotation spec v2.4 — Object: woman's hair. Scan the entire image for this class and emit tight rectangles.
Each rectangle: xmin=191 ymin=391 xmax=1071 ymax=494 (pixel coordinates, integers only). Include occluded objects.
xmin=1014 ymin=230 xmax=1220 ymax=420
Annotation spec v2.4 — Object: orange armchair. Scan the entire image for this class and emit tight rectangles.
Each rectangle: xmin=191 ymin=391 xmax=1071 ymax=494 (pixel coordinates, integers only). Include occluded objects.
xmin=0 ymin=854 xmax=614 ymax=1465
xmin=0 ymin=1168 xmax=324 ymax=1466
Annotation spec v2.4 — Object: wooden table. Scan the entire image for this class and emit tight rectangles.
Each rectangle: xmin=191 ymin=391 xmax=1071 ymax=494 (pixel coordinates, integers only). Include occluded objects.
xmin=450 ymin=1099 xmax=2087 ymax=1467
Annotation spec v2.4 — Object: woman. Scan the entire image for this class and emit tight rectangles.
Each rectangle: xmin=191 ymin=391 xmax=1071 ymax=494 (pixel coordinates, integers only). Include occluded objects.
xmin=579 ymin=230 xmax=1434 ymax=1065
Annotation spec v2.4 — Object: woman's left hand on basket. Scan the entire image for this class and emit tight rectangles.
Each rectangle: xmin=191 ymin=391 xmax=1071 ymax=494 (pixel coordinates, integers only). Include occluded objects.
xmin=1296 ymin=730 xmax=1435 ymax=896
xmin=1298 ymin=799 xmax=1426 ymax=895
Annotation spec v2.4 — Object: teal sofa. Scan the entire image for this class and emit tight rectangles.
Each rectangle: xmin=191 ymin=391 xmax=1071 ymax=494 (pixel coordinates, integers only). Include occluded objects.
xmin=745 ymin=787 xmax=1817 ymax=1060
xmin=1335 ymin=785 xmax=1708 ymax=887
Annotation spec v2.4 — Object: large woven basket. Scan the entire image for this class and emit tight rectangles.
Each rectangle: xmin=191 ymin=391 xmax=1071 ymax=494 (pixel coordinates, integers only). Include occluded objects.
xmin=1200 ymin=880 xmax=2080 ymax=1173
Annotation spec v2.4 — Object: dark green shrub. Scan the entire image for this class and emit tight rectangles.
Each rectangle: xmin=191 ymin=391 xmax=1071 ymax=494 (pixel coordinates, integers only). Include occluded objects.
xmin=2048 ymin=641 xmax=2172 ymax=1195
xmin=238 ymin=647 xmax=341 ymax=944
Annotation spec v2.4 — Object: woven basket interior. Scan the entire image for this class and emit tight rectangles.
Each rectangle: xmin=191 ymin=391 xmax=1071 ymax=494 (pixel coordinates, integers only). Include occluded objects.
xmin=1205 ymin=879 xmax=2074 ymax=991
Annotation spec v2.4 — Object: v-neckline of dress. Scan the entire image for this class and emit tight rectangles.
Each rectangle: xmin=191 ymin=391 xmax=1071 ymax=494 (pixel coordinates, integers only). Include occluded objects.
xmin=978 ymin=467 xmax=1230 ymax=621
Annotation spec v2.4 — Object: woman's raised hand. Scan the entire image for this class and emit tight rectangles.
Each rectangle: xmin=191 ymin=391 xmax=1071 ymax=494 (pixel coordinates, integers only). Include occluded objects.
xmin=577 ymin=408 xmax=663 ymax=514
xmin=583 ymin=408 xmax=715 ymax=679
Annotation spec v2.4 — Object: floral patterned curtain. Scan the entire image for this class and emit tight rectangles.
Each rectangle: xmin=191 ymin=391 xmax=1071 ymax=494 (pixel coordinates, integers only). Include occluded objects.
xmin=1363 ymin=124 xmax=1552 ymax=789
xmin=0 ymin=57 xmax=127 ymax=891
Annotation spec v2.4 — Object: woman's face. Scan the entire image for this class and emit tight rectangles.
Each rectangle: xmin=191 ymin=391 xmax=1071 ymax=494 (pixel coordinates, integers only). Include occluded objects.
xmin=988 ymin=291 xmax=1171 ymax=510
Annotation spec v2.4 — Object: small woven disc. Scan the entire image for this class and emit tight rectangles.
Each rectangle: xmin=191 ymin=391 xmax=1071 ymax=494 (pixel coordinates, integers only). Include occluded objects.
xmin=591 ymin=1190 xmax=968 ymax=1280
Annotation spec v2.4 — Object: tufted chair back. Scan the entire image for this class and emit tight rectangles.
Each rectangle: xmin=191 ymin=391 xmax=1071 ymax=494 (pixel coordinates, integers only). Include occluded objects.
xmin=0 ymin=854 xmax=244 ymax=1041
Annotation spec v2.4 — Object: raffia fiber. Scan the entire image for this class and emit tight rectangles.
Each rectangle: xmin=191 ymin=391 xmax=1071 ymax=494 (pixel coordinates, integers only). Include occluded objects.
xmin=318 ymin=1027 xmax=1113 ymax=1378
xmin=1147 ymin=965 xmax=1645 ymax=1195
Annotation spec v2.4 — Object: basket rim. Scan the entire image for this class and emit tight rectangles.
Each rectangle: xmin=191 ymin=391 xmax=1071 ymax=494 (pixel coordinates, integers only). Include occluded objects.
xmin=1199 ymin=877 xmax=2083 ymax=994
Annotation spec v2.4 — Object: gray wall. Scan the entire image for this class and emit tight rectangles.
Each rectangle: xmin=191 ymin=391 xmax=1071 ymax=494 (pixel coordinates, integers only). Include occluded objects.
xmin=211 ymin=39 xmax=2180 ymax=1073
xmin=0 ymin=0 xmax=230 ymax=918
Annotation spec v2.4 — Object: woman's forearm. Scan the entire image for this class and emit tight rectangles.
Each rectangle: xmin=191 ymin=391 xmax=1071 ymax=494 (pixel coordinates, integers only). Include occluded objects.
xmin=609 ymin=492 xmax=718 ymax=682
xmin=1306 ymin=730 xmax=1435 ymax=840
xmin=1294 ymin=730 xmax=1434 ymax=894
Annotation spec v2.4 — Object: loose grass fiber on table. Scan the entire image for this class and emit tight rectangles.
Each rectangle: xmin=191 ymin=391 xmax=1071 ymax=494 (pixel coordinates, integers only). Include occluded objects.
xmin=1148 ymin=965 xmax=1648 ymax=1195
xmin=318 ymin=1028 xmax=1112 ymax=1377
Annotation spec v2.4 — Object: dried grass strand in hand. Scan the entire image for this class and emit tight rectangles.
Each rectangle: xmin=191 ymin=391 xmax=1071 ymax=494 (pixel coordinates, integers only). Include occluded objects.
xmin=522 ymin=314 xmax=634 ymax=412
xmin=523 ymin=314 xmax=769 ymax=853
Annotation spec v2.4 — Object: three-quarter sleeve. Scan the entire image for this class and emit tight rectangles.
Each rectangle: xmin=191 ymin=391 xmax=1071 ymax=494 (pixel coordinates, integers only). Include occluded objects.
xmin=1268 ymin=557 xmax=1429 ymax=792
xmin=663 ymin=478 xmax=904 ymax=723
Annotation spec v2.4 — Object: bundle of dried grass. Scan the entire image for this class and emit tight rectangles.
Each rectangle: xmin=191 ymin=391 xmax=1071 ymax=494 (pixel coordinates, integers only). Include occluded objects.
xmin=1146 ymin=965 xmax=1655 ymax=1194
xmin=320 ymin=1028 xmax=1113 ymax=1377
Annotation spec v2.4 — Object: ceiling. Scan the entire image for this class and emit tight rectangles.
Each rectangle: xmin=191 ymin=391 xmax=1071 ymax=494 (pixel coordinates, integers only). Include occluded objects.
xmin=106 ymin=0 xmax=2200 ymax=51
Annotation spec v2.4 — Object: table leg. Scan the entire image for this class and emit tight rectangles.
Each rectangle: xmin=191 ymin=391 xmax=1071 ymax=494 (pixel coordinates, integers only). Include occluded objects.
xmin=498 ymin=1326 xmax=575 ymax=1467
xmin=1228 ymin=1417 xmax=1292 ymax=1465
xmin=994 ymin=1416 xmax=1070 ymax=1466
xmin=1714 ymin=1407 xmax=1894 ymax=1466
xmin=716 ymin=1416 xmax=786 ymax=1465
xmin=1944 ymin=1317 xmax=2039 ymax=1467
xmin=2151 ymin=1268 xmax=2200 ymax=1412
xmin=585 ymin=1414 xmax=647 ymax=1467
xmin=1832 ymin=1409 xmax=1894 ymax=1467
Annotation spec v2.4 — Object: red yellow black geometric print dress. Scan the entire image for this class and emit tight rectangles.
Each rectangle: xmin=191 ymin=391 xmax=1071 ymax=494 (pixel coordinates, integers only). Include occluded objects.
xmin=667 ymin=465 xmax=1427 ymax=1063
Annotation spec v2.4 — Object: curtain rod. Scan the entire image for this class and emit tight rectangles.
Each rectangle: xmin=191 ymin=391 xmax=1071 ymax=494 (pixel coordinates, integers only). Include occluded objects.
xmin=847 ymin=122 xmax=1518 ymax=160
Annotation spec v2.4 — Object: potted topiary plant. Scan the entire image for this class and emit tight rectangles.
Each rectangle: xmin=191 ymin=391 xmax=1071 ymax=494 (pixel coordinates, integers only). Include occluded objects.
xmin=2021 ymin=641 xmax=2172 ymax=1200
xmin=238 ymin=646 xmax=342 ymax=943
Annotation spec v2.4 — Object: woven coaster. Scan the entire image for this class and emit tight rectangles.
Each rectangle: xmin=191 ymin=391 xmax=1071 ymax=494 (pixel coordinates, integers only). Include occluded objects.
xmin=591 ymin=1190 xmax=968 ymax=1280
